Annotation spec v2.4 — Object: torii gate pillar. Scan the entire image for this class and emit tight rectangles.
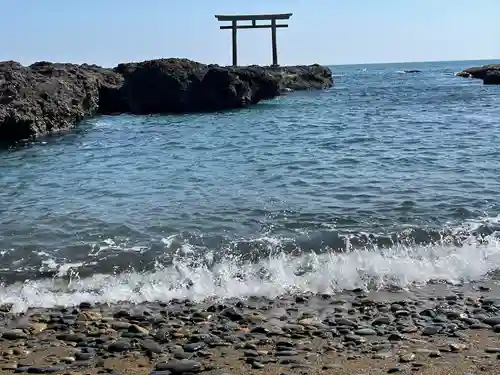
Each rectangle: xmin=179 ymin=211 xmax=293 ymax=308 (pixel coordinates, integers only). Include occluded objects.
xmin=215 ymin=13 xmax=293 ymax=67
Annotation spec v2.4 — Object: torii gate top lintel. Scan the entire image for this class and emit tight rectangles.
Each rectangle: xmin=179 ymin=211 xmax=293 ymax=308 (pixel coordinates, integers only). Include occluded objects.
xmin=215 ymin=13 xmax=293 ymax=67
xmin=215 ymin=13 xmax=293 ymax=21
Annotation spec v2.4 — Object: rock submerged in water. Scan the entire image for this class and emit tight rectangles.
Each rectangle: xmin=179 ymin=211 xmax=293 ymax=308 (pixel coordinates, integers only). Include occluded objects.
xmin=455 ymin=64 xmax=500 ymax=85
xmin=0 ymin=58 xmax=333 ymax=145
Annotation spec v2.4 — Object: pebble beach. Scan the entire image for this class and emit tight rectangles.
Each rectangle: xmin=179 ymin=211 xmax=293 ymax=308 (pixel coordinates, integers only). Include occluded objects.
xmin=2 ymin=282 xmax=500 ymax=374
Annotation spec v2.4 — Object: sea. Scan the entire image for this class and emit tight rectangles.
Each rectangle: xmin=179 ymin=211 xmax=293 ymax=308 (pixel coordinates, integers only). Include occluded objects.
xmin=1 ymin=59 xmax=499 ymax=312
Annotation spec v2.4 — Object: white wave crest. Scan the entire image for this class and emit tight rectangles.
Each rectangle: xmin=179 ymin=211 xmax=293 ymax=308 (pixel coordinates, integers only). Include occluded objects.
xmin=1 ymin=234 xmax=500 ymax=313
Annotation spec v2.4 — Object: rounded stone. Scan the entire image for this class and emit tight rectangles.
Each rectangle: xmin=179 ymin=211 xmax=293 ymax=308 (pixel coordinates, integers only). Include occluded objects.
xmin=354 ymin=328 xmax=377 ymax=336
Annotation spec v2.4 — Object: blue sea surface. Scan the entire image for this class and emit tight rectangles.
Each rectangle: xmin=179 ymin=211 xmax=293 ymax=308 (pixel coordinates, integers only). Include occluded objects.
xmin=1 ymin=59 xmax=500 ymax=310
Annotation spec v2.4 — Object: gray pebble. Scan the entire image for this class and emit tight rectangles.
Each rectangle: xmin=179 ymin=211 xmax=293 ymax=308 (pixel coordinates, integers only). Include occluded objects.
xmin=388 ymin=333 xmax=404 ymax=341
xmin=108 ymin=339 xmax=132 ymax=352
xmin=484 ymin=316 xmax=500 ymax=326
xmin=372 ymin=352 xmax=392 ymax=359
xmin=141 ymin=339 xmax=163 ymax=353
xmin=355 ymin=328 xmax=377 ymax=336
xmin=344 ymin=334 xmax=366 ymax=344
xmin=183 ymin=342 xmax=206 ymax=353
xmin=422 ymin=325 xmax=441 ymax=336
xmin=155 ymin=359 xmax=202 ymax=373
xmin=429 ymin=350 xmax=442 ymax=358
xmin=275 ymin=340 xmax=294 ymax=348
xmin=75 ymin=352 xmax=94 ymax=361
xmin=14 ymin=368 xmax=31 ymax=374
xmin=399 ymin=353 xmax=416 ymax=362
xmin=23 ymin=367 xmax=63 ymax=374
xmin=372 ymin=316 xmax=393 ymax=326
xmin=221 ymin=307 xmax=243 ymax=321
xmin=55 ymin=333 xmax=85 ymax=342
xmin=2 ymin=329 xmax=28 ymax=340
xmin=243 ymin=350 xmax=259 ymax=357
xmin=251 ymin=361 xmax=265 ymax=369
xmin=336 ymin=318 xmax=358 ymax=327
xmin=493 ymin=324 xmax=500 ymax=333
xmin=387 ymin=367 xmax=401 ymax=373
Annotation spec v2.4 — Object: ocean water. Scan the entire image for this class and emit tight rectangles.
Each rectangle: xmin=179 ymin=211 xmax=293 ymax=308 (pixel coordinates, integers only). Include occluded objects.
xmin=1 ymin=59 xmax=500 ymax=312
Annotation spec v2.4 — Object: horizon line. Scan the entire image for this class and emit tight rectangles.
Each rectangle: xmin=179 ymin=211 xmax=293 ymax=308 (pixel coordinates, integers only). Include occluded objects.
xmin=326 ymin=57 xmax=500 ymax=67
xmin=3 ymin=57 xmax=499 ymax=69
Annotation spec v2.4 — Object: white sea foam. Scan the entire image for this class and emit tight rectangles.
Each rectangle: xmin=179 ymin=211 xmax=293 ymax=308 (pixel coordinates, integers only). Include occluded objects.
xmin=1 ymin=233 xmax=500 ymax=313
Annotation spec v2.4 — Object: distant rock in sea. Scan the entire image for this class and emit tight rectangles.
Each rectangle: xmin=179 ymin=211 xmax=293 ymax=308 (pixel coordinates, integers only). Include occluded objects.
xmin=455 ymin=64 xmax=500 ymax=85
xmin=0 ymin=58 xmax=333 ymax=145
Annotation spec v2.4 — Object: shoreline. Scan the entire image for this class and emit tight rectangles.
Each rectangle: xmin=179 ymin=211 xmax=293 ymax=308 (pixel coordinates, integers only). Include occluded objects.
xmin=2 ymin=284 xmax=500 ymax=374
xmin=0 ymin=58 xmax=333 ymax=147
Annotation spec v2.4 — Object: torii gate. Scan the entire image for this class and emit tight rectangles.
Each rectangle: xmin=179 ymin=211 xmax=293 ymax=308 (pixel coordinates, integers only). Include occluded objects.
xmin=215 ymin=13 xmax=293 ymax=67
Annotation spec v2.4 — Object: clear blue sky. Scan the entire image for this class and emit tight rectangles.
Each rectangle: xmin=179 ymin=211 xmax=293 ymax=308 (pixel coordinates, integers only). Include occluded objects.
xmin=1 ymin=0 xmax=498 ymax=67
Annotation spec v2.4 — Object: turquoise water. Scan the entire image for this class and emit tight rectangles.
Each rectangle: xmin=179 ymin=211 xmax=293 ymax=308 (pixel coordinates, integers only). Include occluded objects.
xmin=1 ymin=59 xmax=500 ymax=310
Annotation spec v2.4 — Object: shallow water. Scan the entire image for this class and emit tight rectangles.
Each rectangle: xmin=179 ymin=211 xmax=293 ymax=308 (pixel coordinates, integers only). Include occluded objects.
xmin=1 ymin=59 xmax=500 ymax=311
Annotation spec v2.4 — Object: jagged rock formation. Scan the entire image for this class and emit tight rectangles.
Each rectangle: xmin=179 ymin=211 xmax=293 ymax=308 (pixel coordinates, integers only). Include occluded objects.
xmin=456 ymin=64 xmax=500 ymax=85
xmin=0 ymin=58 xmax=333 ymax=145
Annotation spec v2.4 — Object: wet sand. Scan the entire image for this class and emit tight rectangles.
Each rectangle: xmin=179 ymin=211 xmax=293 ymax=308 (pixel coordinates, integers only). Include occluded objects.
xmin=1 ymin=282 xmax=500 ymax=374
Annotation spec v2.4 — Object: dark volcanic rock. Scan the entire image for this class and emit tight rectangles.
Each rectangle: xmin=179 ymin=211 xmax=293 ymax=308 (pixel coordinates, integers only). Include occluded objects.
xmin=264 ymin=64 xmax=333 ymax=91
xmin=112 ymin=59 xmax=281 ymax=114
xmin=0 ymin=58 xmax=333 ymax=145
xmin=0 ymin=60 xmax=122 ymax=144
xmin=484 ymin=70 xmax=500 ymax=85
xmin=456 ymin=64 xmax=500 ymax=84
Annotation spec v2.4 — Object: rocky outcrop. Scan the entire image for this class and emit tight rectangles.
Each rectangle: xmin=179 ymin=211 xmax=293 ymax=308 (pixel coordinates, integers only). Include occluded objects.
xmin=0 ymin=58 xmax=333 ymax=145
xmin=484 ymin=70 xmax=500 ymax=85
xmin=259 ymin=64 xmax=334 ymax=92
xmin=456 ymin=64 xmax=500 ymax=84
xmin=108 ymin=59 xmax=283 ymax=114
xmin=0 ymin=61 xmax=123 ymax=144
